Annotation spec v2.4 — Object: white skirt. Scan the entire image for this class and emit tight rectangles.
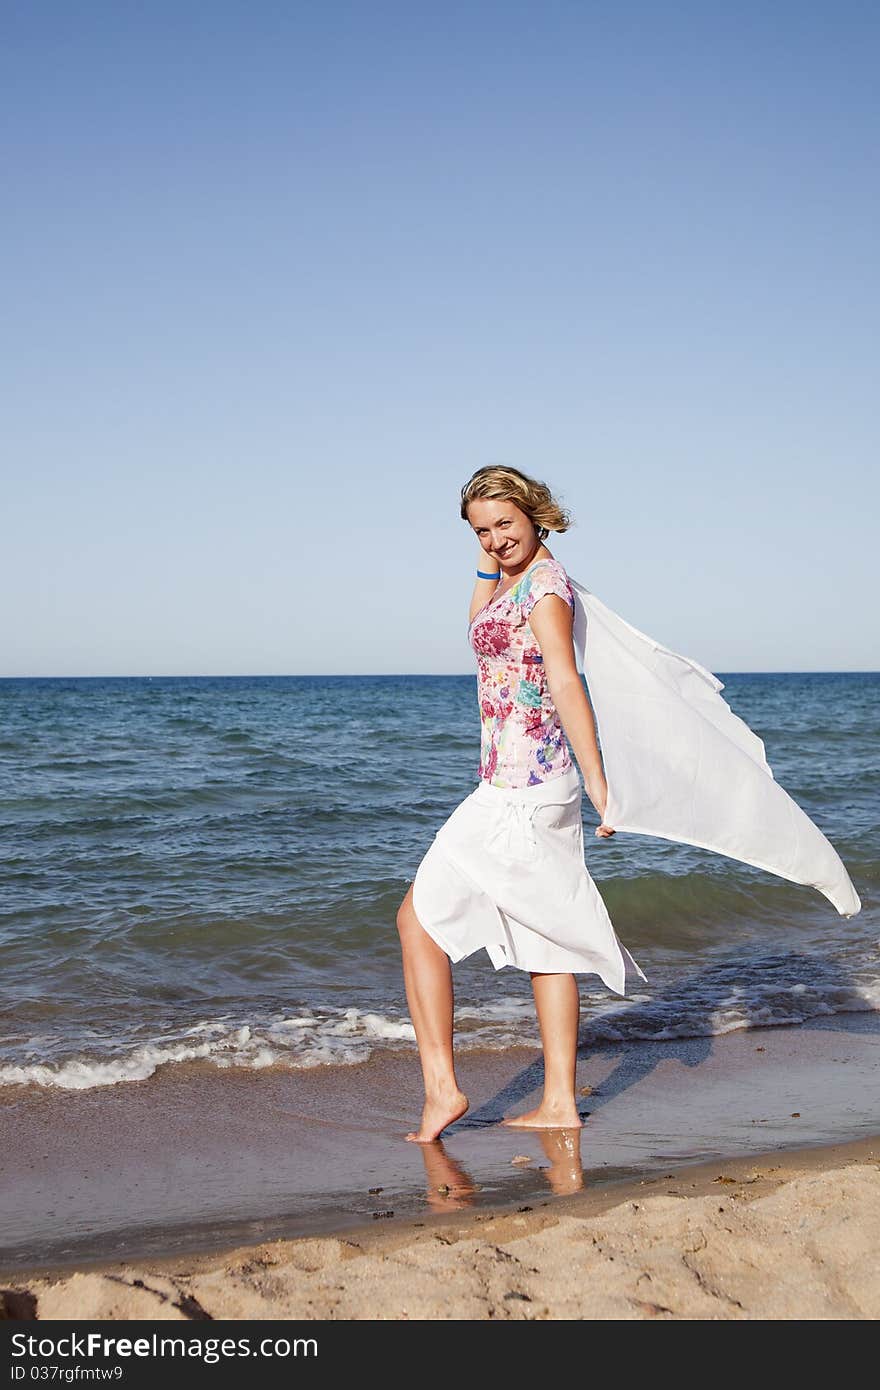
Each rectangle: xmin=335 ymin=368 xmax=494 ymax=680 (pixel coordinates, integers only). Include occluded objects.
xmin=412 ymin=766 xmax=647 ymax=996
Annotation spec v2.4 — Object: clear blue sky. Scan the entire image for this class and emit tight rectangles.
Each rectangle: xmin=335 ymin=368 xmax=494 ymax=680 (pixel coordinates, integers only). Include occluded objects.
xmin=3 ymin=1 xmax=877 ymax=676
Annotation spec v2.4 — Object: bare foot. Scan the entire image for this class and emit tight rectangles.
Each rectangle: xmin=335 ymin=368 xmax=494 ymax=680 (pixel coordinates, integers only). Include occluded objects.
xmin=406 ymin=1089 xmax=469 ymax=1143
xmin=502 ymin=1102 xmax=582 ymax=1129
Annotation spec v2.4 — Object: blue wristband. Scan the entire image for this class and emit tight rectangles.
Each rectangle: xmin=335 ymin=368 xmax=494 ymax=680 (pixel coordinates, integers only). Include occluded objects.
xmin=477 ymin=569 xmax=501 ymax=579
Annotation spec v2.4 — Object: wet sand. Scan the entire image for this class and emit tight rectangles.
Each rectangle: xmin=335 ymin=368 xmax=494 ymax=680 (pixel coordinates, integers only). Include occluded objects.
xmin=1 ymin=1011 xmax=878 ymax=1318
xmin=3 ymin=1133 xmax=879 ymax=1319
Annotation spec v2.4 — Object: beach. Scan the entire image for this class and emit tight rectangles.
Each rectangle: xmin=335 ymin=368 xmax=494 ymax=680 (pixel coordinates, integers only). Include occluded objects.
xmin=4 ymin=1135 xmax=879 ymax=1321
xmin=2 ymin=1010 xmax=879 ymax=1319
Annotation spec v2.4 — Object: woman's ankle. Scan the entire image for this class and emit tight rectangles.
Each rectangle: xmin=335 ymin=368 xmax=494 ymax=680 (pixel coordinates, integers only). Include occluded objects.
xmin=423 ymin=1076 xmax=465 ymax=1099
xmin=540 ymin=1092 xmax=578 ymax=1113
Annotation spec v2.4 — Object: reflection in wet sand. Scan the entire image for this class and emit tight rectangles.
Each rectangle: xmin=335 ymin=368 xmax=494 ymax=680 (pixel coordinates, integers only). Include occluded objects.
xmin=414 ymin=1126 xmax=585 ymax=1212
xmin=414 ymin=1141 xmax=481 ymax=1212
xmin=533 ymin=1127 xmax=585 ymax=1195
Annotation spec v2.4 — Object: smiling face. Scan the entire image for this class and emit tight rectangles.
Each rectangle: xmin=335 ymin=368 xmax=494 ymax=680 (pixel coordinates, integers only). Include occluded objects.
xmin=466 ymin=496 xmax=541 ymax=570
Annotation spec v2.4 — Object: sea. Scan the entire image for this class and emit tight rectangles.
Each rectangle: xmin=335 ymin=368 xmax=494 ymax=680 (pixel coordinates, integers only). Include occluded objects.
xmin=1 ymin=671 xmax=877 ymax=1097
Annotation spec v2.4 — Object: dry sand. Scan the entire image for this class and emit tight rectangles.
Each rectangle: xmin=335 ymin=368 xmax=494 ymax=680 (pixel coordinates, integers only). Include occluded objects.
xmin=4 ymin=1133 xmax=878 ymax=1321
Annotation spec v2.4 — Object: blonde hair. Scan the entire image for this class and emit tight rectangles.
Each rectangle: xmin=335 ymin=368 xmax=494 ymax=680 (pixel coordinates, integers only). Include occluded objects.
xmin=460 ymin=465 xmax=572 ymax=541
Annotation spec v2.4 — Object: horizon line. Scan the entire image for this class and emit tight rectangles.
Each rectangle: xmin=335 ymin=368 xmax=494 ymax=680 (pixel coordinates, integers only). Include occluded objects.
xmin=1 ymin=670 xmax=877 ymax=681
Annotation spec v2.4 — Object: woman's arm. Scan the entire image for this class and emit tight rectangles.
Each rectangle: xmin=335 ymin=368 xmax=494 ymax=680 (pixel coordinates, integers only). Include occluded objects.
xmin=527 ymin=596 xmax=616 ymax=837
xmin=468 ymin=545 xmax=501 ymax=625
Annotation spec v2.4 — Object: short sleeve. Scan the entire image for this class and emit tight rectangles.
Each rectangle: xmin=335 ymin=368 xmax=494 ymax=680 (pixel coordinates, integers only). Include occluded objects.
xmin=519 ymin=561 xmax=574 ymax=623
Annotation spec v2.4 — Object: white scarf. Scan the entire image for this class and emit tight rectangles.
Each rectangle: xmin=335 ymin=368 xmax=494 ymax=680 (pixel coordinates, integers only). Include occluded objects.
xmin=567 ymin=577 xmax=861 ymax=918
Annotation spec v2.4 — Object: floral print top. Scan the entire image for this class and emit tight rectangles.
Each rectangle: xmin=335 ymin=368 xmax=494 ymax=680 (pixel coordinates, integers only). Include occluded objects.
xmin=468 ymin=556 xmax=576 ymax=788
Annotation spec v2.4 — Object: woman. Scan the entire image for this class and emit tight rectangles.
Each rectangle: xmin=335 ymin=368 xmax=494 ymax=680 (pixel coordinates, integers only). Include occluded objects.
xmin=396 ymin=465 xmax=646 ymax=1143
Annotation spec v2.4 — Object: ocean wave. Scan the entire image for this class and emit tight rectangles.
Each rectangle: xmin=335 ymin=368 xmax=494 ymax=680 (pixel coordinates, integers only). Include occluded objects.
xmin=0 ymin=1010 xmax=418 ymax=1091
xmin=2 ymin=974 xmax=879 ymax=1092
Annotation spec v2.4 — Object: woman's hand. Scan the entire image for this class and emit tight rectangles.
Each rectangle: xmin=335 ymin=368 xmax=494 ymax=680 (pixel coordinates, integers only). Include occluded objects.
xmin=469 ymin=545 xmax=502 ymax=625
xmin=595 ymin=823 xmax=616 ymax=838
xmin=475 ymin=541 xmax=499 ymax=571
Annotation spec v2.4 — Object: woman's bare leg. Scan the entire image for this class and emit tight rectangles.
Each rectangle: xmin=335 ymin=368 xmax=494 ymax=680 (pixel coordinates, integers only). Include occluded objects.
xmin=502 ymin=972 xmax=582 ymax=1128
xmin=396 ymin=883 xmax=468 ymax=1141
